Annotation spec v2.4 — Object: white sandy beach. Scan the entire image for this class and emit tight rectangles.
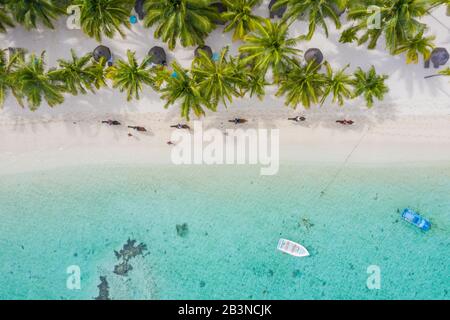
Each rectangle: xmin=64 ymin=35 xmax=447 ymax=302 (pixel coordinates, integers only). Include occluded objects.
xmin=0 ymin=2 xmax=449 ymax=174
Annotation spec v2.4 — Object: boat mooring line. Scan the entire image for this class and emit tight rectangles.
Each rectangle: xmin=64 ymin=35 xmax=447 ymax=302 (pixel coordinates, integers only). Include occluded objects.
xmin=428 ymin=12 xmax=450 ymax=31
xmin=320 ymin=126 xmax=370 ymax=197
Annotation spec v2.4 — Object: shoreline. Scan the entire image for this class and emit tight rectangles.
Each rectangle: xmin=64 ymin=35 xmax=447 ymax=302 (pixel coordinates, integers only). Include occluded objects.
xmin=1 ymin=107 xmax=450 ymax=176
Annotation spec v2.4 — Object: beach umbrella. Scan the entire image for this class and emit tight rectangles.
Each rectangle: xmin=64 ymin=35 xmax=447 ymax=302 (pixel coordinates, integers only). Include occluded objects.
xmin=430 ymin=48 xmax=449 ymax=69
xmin=210 ymin=2 xmax=227 ymax=25
xmin=7 ymin=47 xmax=27 ymax=58
xmin=93 ymin=45 xmax=112 ymax=65
xmin=269 ymin=0 xmax=287 ymax=19
xmin=195 ymin=45 xmax=213 ymax=59
xmin=304 ymin=48 xmax=324 ymax=65
xmin=135 ymin=0 xmax=146 ymax=20
xmin=148 ymin=46 xmax=167 ymax=66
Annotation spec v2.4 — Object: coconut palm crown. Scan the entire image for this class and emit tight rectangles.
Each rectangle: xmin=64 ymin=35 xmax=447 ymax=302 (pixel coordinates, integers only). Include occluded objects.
xmin=6 ymin=0 xmax=63 ymax=30
xmin=393 ymin=31 xmax=435 ymax=64
xmin=0 ymin=0 xmax=14 ymax=33
xmin=439 ymin=67 xmax=450 ymax=76
xmin=352 ymin=66 xmax=389 ymax=108
xmin=143 ymin=0 xmax=219 ymax=50
xmin=12 ymin=52 xmax=64 ymax=110
xmin=239 ymin=19 xmax=302 ymax=80
xmin=0 ymin=49 xmax=22 ymax=107
xmin=276 ymin=59 xmax=327 ymax=109
xmin=160 ymin=62 xmax=211 ymax=120
xmin=191 ymin=46 xmax=243 ymax=108
xmin=49 ymin=49 xmax=101 ymax=95
xmin=221 ymin=0 xmax=264 ymax=41
xmin=321 ymin=62 xmax=353 ymax=106
xmin=274 ymin=0 xmax=348 ymax=40
xmin=343 ymin=0 xmax=430 ymax=53
xmin=76 ymin=0 xmax=134 ymax=42
xmin=106 ymin=50 xmax=155 ymax=101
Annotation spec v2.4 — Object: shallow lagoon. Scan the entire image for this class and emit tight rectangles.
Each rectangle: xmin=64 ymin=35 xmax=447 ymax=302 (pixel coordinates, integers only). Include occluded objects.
xmin=0 ymin=164 xmax=448 ymax=299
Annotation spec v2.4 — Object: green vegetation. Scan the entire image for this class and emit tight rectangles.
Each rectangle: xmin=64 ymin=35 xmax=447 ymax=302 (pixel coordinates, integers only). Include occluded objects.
xmin=276 ymin=60 xmax=326 ymax=109
xmin=106 ymin=50 xmax=155 ymax=101
xmin=0 ymin=44 xmax=391 ymax=117
xmin=191 ymin=47 xmax=243 ymax=108
xmin=275 ymin=0 xmax=348 ymax=40
xmin=393 ymin=31 xmax=435 ymax=64
xmin=439 ymin=68 xmax=450 ymax=76
xmin=343 ymin=0 xmax=433 ymax=55
xmin=160 ymin=62 xmax=212 ymax=120
xmin=239 ymin=19 xmax=301 ymax=80
xmin=276 ymin=61 xmax=388 ymax=109
xmin=352 ymin=66 xmax=389 ymax=108
xmin=76 ymin=0 xmax=134 ymax=41
xmin=12 ymin=52 xmax=64 ymax=110
xmin=143 ymin=0 xmax=219 ymax=50
xmin=0 ymin=49 xmax=20 ymax=108
xmin=0 ymin=0 xmax=14 ymax=33
xmin=222 ymin=0 xmax=263 ymax=41
xmin=321 ymin=62 xmax=353 ymax=106
xmin=5 ymin=0 xmax=63 ymax=30
xmin=5 ymin=0 xmax=450 ymax=117
xmin=49 ymin=49 xmax=102 ymax=95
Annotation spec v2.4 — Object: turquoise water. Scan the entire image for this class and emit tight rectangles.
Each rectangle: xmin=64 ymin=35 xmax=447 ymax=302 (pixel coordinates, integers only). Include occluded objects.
xmin=0 ymin=164 xmax=449 ymax=300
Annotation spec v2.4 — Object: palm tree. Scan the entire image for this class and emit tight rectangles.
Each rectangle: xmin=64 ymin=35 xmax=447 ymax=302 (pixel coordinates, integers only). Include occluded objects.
xmin=276 ymin=60 xmax=327 ymax=109
xmin=106 ymin=50 xmax=155 ymax=101
xmin=6 ymin=0 xmax=63 ymax=30
xmin=76 ymin=0 xmax=134 ymax=42
xmin=424 ymin=67 xmax=450 ymax=79
xmin=0 ymin=50 xmax=11 ymax=107
xmin=0 ymin=49 xmax=22 ymax=108
xmin=352 ymin=66 xmax=389 ymax=108
xmin=0 ymin=1 xmax=14 ymax=33
xmin=143 ymin=0 xmax=219 ymax=50
xmin=242 ymin=71 xmax=269 ymax=100
xmin=160 ymin=62 xmax=211 ymax=120
xmin=84 ymin=57 xmax=108 ymax=90
xmin=394 ymin=31 xmax=435 ymax=64
xmin=48 ymin=50 xmax=100 ymax=95
xmin=439 ymin=67 xmax=450 ymax=76
xmin=430 ymin=0 xmax=449 ymax=12
xmin=151 ymin=65 xmax=171 ymax=90
xmin=222 ymin=0 xmax=264 ymax=41
xmin=343 ymin=0 xmax=431 ymax=53
xmin=239 ymin=19 xmax=302 ymax=80
xmin=321 ymin=62 xmax=353 ymax=106
xmin=274 ymin=0 xmax=348 ymax=40
xmin=12 ymin=52 xmax=64 ymax=110
xmin=191 ymin=47 xmax=243 ymax=108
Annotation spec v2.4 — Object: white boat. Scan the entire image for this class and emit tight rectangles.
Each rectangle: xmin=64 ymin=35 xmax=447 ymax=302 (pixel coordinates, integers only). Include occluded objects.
xmin=277 ymin=239 xmax=310 ymax=257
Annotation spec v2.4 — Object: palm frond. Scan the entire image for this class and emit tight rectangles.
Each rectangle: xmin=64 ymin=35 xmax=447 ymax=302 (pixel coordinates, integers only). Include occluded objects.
xmin=144 ymin=0 xmax=218 ymax=50
xmin=76 ymin=0 xmax=134 ymax=41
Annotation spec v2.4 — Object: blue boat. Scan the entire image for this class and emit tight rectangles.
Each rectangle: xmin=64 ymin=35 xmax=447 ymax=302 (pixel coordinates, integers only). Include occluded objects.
xmin=401 ymin=208 xmax=431 ymax=231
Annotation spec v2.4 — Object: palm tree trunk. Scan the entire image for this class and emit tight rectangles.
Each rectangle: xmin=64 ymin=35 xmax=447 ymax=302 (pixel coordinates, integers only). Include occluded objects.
xmin=424 ymin=74 xmax=444 ymax=79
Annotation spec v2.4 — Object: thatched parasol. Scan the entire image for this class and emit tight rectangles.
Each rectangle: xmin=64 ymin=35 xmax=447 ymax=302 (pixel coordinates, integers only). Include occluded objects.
xmin=93 ymin=45 xmax=112 ymax=66
xmin=304 ymin=48 xmax=324 ymax=65
xmin=148 ymin=46 xmax=167 ymax=66
xmin=269 ymin=0 xmax=287 ymax=19
xmin=195 ymin=45 xmax=213 ymax=59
